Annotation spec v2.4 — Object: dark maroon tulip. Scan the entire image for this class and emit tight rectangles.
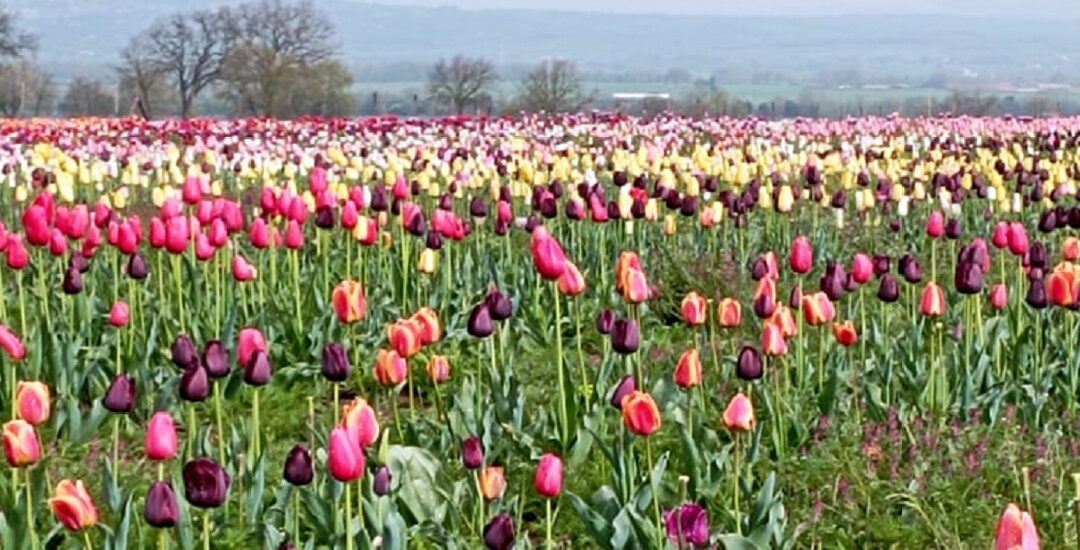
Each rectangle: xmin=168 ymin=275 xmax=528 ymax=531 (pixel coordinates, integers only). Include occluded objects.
xmin=425 ymin=230 xmax=443 ymax=251
xmin=899 ymin=254 xmax=923 ymax=284
xmin=172 ymin=334 xmax=198 ymax=369
xmin=1026 ymin=277 xmax=1048 ymax=309
xmin=752 ymin=292 xmax=775 ymax=319
xmin=610 ymin=375 xmax=637 ymax=409
xmin=613 ymin=171 xmax=627 ymax=186
xmin=373 ymin=465 xmax=392 ymax=496
xmin=283 ymin=445 xmax=313 ymax=486
xmin=69 ymin=254 xmax=90 ymax=274
xmin=182 ymin=457 xmax=230 ymax=509
xmin=889 ymin=219 xmax=902 ymax=232
xmin=736 ymin=346 xmax=764 ymax=381
xmin=103 ymin=373 xmax=137 ymax=413
xmin=243 ymin=350 xmax=272 ymax=386
xmin=611 ymin=318 xmax=640 ymax=355
xmin=878 ymin=274 xmax=900 ymax=303
xmin=486 ymin=290 xmax=513 ymax=321
xmin=843 ymin=273 xmax=859 ymax=293
xmin=144 ymin=481 xmax=180 ymax=528
xmin=566 ymin=199 xmax=584 ymax=221
xmin=462 ymin=437 xmax=485 ymax=470
xmin=483 ymin=514 xmax=516 ymax=550
xmin=179 ymin=363 xmax=210 ymax=402
xmin=370 ymin=188 xmax=388 ymax=212
xmin=1028 ymin=242 xmax=1048 ymax=269
xmin=202 ymin=341 xmax=229 ymax=379
xmin=750 ymin=258 xmax=769 ymax=281
xmin=596 ymin=309 xmax=615 ymax=335
xmin=954 ymin=262 xmax=984 ymax=295
xmin=1038 ymin=210 xmax=1056 ymax=233
xmin=62 ymin=266 xmax=83 ymax=294
xmin=470 ymin=197 xmax=489 ymax=218
xmin=321 ymin=342 xmax=351 ymax=382
xmin=830 ymin=191 xmax=846 ymax=209
xmin=788 ymin=286 xmax=802 ymax=309
xmin=493 ymin=218 xmax=509 ymax=236
xmin=467 ymin=303 xmax=494 ymax=338
xmin=944 ymin=218 xmax=962 ymax=240
xmin=127 ymin=253 xmax=150 ymax=280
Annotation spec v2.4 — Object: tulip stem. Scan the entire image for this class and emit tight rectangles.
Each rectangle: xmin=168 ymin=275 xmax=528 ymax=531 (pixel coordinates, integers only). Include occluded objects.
xmin=188 ymin=404 xmax=197 ymax=459
xmin=202 ymin=510 xmax=211 ymax=550
xmin=251 ymin=388 xmax=261 ymax=460
xmin=214 ymin=383 xmax=226 ymax=478
xmin=575 ymin=297 xmax=589 ymax=411
xmin=545 ymin=498 xmax=553 ymax=550
xmin=83 ymin=530 xmax=92 ymax=550
xmin=733 ymin=433 xmax=742 ymax=535
xmin=112 ymin=416 xmax=120 ymax=484
xmin=172 ymin=254 xmax=184 ymax=333
xmin=797 ymin=280 xmax=805 ymax=389
xmin=473 ymin=470 xmax=484 ymax=536
xmin=158 ymin=529 xmax=167 ymax=550
xmin=644 ymin=437 xmax=663 ymax=549
xmin=26 ymin=468 xmax=36 ymax=550
xmin=553 ymin=282 xmax=569 ymax=449
xmin=293 ymin=487 xmax=302 ymax=546
xmin=291 ymin=250 xmax=303 ymax=339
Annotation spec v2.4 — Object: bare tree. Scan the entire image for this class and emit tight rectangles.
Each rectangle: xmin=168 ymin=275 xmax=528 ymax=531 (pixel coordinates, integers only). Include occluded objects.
xmin=516 ymin=59 xmax=590 ymax=113
xmin=141 ymin=9 xmax=236 ymax=118
xmin=117 ymin=40 xmax=173 ymax=118
xmin=0 ymin=61 xmax=54 ymax=116
xmin=218 ymin=0 xmax=338 ymax=117
xmin=428 ymin=55 xmax=497 ymax=114
xmin=0 ymin=7 xmax=35 ymax=59
xmin=59 ymin=77 xmax=114 ymax=117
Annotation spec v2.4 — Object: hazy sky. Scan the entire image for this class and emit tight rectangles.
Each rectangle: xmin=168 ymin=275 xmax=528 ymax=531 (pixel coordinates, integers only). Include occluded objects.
xmin=354 ymin=0 xmax=1080 ymax=17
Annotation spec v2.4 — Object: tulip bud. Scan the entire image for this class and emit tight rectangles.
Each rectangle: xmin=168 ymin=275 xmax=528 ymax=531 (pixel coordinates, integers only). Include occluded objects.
xmin=736 ymin=346 xmax=764 ymax=381
xmin=479 ymin=466 xmax=507 ymax=500
xmin=920 ymin=282 xmax=947 ymax=317
xmin=1026 ymin=277 xmax=1048 ymax=309
xmin=243 ymin=350 xmax=272 ymax=386
xmin=182 ymin=457 xmax=231 ymax=508
xmin=321 ymin=342 xmax=352 ymax=382
xmin=611 ymin=318 xmax=640 ymax=355
xmin=994 ymin=503 xmax=1040 ymax=550
xmin=673 ymin=349 xmax=703 ymax=389
xmin=954 ymin=261 xmax=984 ymax=295
xmin=926 ymin=210 xmax=944 ymax=238
xmin=596 ymin=309 xmax=615 ymax=334
xmin=341 ymin=397 xmax=380 ymax=448
xmin=62 ymin=266 xmax=84 ymax=294
xmin=872 ymin=254 xmax=891 ymax=276
xmin=283 ymin=445 xmax=314 ymax=486
xmin=331 ymin=280 xmax=367 ymax=324
xmin=237 ymin=327 xmax=267 ymax=371
xmin=486 ymin=289 xmax=513 ymax=321
xmin=877 ymin=274 xmax=900 ymax=303
xmin=534 ymin=453 xmax=563 ymax=498
xmin=723 ymin=393 xmax=755 ymax=432
xmin=373 ymin=465 xmax=393 ymax=496
xmin=48 ymin=479 xmax=99 ymax=531
xmin=15 ymin=381 xmax=50 ymax=425
xmin=146 ymin=412 xmax=178 ymax=461
xmin=461 ymin=436 xmax=485 ymax=470
xmin=179 ymin=363 xmax=210 ymax=402
xmin=426 ymin=355 xmax=451 ymax=384
xmin=144 ymin=481 xmax=180 ymax=528
xmin=609 ymin=375 xmax=637 ymax=409
xmin=172 ymin=334 xmax=198 ymax=369
xmin=109 ymin=300 xmax=130 ymax=327
xmin=202 ymin=341 xmax=230 ymax=379
xmin=900 ymin=254 xmax=924 ymax=284
xmin=990 ymin=284 xmax=1008 ymax=310
xmin=832 ymin=320 xmax=858 ymax=347
xmin=790 ymin=235 xmax=814 ymax=274
xmin=103 ymin=373 xmax=137 ymax=413
xmin=483 ymin=514 xmax=516 ymax=550
xmin=3 ymin=419 xmax=41 ymax=467
xmin=622 ymin=391 xmax=662 ymax=436
xmin=467 ymin=303 xmax=494 ymax=338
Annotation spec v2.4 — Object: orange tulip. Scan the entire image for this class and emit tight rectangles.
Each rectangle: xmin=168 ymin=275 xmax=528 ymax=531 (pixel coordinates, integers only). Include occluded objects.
xmin=479 ymin=466 xmax=507 ymax=500
xmin=832 ymin=320 xmax=858 ymax=347
xmin=1063 ymin=236 xmax=1080 ymax=262
xmin=673 ymin=348 xmax=702 ymax=389
xmin=621 ymin=391 xmax=662 ymax=436
xmin=615 ymin=251 xmax=642 ymax=293
xmin=49 ymin=479 xmax=99 ymax=532
xmin=387 ymin=320 xmax=422 ymax=358
xmin=15 ymin=381 xmax=50 ymax=426
xmin=374 ymin=348 xmax=408 ymax=386
xmin=920 ymin=282 xmax=947 ymax=317
xmin=557 ymin=261 xmax=587 ymax=296
xmin=341 ymin=397 xmax=380 ymax=448
xmin=681 ymin=292 xmax=708 ymax=327
xmin=331 ymin=279 xmax=367 ymax=324
xmin=410 ymin=307 xmax=442 ymax=346
xmin=770 ymin=304 xmax=798 ymax=338
xmin=717 ymin=298 xmax=742 ymax=328
xmin=2 ymin=419 xmax=40 ymax=467
xmin=762 ymin=322 xmax=788 ymax=356
xmin=801 ymin=291 xmax=835 ymax=326
xmin=1047 ymin=268 xmax=1078 ymax=307
xmin=722 ymin=393 xmax=755 ymax=432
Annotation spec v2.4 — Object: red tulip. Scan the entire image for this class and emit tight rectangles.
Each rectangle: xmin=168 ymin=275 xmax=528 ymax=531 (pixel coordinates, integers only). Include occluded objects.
xmin=149 ymin=217 xmax=167 ymax=248
xmin=3 ymin=419 xmax=40 ymax=467
xmin=994 ymin=503 xmax=1040 ymax=550
xmin=722 ymin=393 xmax=755 ymax=432
xmin=231 ymin=254 xmax=257 ymax=282
xmin=0 ymin=323 xmax=26 ymax=361
xmin=146 ymin=412 xmax=178 ymax=461
xmin=717 ymin=298 xmax=742 ymax=328
xmin=851 ymin=253 xmax=873 ymax=284
xmin=331 ymin=280 xmax=367 ymax=324
xmin=801 ymin=292 xmax=836 ymax=326
xmin=15 ymin=381 xmax=50 ymax=425
xmin=770 ymin=305 xmax=798 ymax=338
xmin=926 ymin=210 xmax=944 ymax=238
xmin=680 ymin=292 xmax=708 ymax=326
xmin=387 ymin=320 xmax=422 ymax=358
xmin=990 ymin=284 xmax=1008 ymax=310
xmin=1047 ymin=268 xmax=1078 ymax=307
xmin=374 ymin=349 xmax=408 ymax=386
xmin=5 ymin=235 xmax=28 ymax=269
xmin=530 ymin=226 xmax=567 ymax=280
xmin=534 ymin=453 xmax=563 ymax=498
xmin=22 ymin=204 xmax=50 ymax=247
xmin=165 ymin=215 xmax=189 ymax=254
xmin=832 ymin=320 xmax=858 ymax=347
xmin=410 ymin=307 xmax=441 ymax=346
xmin=920 ymin=282 xmax=947 ymax=317
xmin=992 ymin=221 xmax=1009 ymax=249
xmin=48 ymin=228 xmax=67 ymax=256
xmin=673 ymin=348 xmax=702 ymax=389
xmin=328 ymin=427 xmax=365 ymax=482
xmin=790 ymin=236 xmax=813 ymax=274
xmin=1008 ymin=222 xmax=1029 ymax=256
xmin=341 ymin=397 xmax=380 ymax=447
xmin=622 ymin=391 xmax=661 ymax=436
xmin=49 ymin=479 xmax=99 ymax=532
xmin=237 ymin=327 xmax=267 ymax=369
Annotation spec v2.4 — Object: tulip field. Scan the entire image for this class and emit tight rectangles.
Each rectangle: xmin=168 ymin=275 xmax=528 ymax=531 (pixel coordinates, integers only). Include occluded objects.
xmin=2 ymin=114 xmax=1080 ymax=548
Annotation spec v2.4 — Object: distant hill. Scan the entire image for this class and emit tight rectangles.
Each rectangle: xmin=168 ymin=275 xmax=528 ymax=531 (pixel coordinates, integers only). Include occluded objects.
xmin=8 ymin=1 xmax=1080 ymax=86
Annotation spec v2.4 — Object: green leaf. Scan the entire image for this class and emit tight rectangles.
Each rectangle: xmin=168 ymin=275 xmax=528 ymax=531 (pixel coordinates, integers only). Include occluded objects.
xmin=719 ymin=534 xmax=766 ymax=550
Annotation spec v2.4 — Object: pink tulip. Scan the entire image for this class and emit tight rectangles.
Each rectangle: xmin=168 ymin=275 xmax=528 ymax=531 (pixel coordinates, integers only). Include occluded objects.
xmin=534 ymin=453 xmax=563 ymax=498
xmin=145 ymin=412 xmax=178 ymax=461
xmin=994 ymin=503 xmax=1039 ymax=550
xmin=232 ymin=254 xmax=257 ymax=282
xmin=109 ymin=301 xmax=130 ymax=327
xmin=851 ymin=253 xmax=873 ymax=284
xmin=926 ymin=211 xmax=944 ymax=238
xmin=328 ymin=427 xmax=365 ymax=482
xmin=790 ymin=236 xmax=813 ymax=274
xmin=723 ymin=393 xmax=755 ymax=432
